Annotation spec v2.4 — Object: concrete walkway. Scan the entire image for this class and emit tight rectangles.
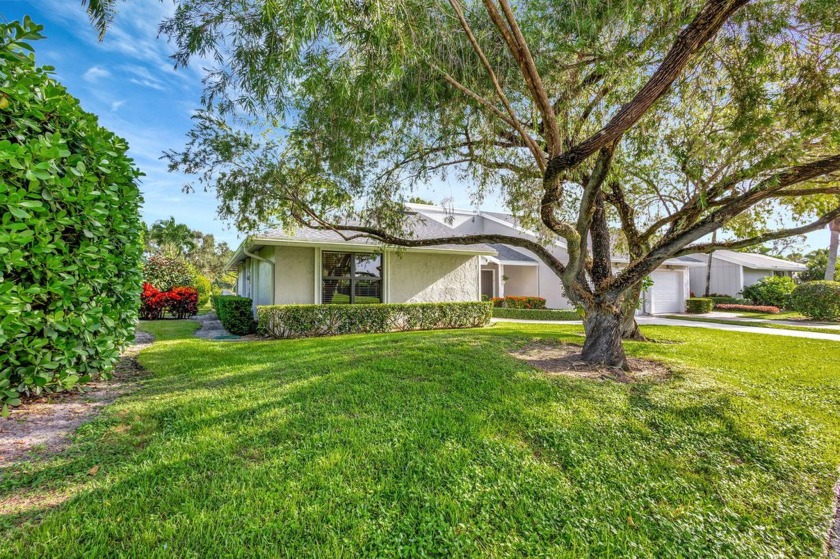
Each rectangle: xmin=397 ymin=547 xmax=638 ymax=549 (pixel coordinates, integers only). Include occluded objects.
xmin=491 ymin=317 xmax=840 ymax=342
xmin=684 ymin=312 xmax=840 ymax=330
xmin=193 ymin=311 xmax=240 ymax=340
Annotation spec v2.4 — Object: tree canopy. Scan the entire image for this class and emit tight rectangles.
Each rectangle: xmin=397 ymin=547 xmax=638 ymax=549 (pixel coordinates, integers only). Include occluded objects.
xmin=88 ymin=0 xmax=840 ymax=367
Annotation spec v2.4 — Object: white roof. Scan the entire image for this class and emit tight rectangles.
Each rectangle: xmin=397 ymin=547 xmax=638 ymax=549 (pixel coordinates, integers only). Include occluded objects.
xmin=682 ymin=249 xmax=806 ymax=272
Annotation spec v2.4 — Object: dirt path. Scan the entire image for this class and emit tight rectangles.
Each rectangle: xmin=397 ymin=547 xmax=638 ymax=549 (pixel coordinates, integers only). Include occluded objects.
xmin=0 ymin=330 xmax=153 ymax=466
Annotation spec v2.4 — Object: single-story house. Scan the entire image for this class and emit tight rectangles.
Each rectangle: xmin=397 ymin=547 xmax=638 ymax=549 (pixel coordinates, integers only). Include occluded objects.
xmin=679 ymin=249 xmax=807 ymax=298
xmin=226 ymin=204 xmax=701 ymax=314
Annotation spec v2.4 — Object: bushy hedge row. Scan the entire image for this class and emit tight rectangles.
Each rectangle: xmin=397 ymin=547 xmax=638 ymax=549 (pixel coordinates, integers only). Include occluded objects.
xmin=715 ymin=304 xmax=780 ymax=314
xmin=492 ymin=308 xmax=580 ymax=321
xmin=258 ymin=302 xmax=492 ymax=339
xmin=489 ymin=296 xmax=546 ymax=309
xmin=789 ymin=281 xmax=840 ymax=320
xmin=709 ymin=295 xmax=750 ymax=306
xmin=686 ymin=298 xmax=714 ymax=314
xmin=213 ymin=296 xmax=256 ymax=335
xmin=0 ymin=19 xmax=143 ymax=413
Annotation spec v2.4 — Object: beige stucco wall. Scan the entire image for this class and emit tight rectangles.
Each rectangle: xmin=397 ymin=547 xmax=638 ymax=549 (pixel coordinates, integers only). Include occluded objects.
xmin=388 ymin=252 xmax=479 ymax=303
xmin=503 ymin=266 xmax=539 ymax=297
xmin=273 ymin=245 xmax=316 ymax=304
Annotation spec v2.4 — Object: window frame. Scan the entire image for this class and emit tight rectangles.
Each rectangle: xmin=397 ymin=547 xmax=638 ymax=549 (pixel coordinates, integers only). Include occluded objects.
xmin=321 ymin=251 xmax=383 ymax=304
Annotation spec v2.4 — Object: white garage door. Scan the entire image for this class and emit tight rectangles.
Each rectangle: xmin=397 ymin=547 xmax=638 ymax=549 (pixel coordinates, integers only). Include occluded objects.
xmin=648 ymin=270 xmax=683 ymax=314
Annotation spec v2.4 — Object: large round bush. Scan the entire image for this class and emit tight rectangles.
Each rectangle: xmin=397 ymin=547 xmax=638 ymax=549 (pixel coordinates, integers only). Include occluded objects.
xmin=143 ymin=254 xmax=197 ymax=291
xmin=0 ymin=19 xmax=143 ymax=412
xmin=788 ymin=281 xmax=840 ymax=320
xmin=741 ymin=275 xmax=796 ymax=308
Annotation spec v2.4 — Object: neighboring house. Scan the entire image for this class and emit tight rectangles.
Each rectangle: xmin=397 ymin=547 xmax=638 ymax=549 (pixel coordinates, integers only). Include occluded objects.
xmin=227 ymin=203 xmax=700 ymax=314
xmin=679 ymin=250 xmax=807 ymax=298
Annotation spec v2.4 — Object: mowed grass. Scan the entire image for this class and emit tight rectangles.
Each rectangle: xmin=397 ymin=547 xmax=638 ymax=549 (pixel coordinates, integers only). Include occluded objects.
xmin=2 ymin=322 xmax=840 ymax=557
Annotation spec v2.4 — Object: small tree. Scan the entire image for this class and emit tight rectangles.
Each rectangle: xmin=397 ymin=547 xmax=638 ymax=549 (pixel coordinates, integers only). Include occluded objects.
xmin=143 ymin=255 xmax=197 ymax=291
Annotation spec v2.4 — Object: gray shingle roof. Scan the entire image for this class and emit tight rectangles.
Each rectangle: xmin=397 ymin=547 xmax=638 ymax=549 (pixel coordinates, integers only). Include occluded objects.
xmin=254 ymin=213 xmax=495 ymax=254
xmin=486 ymin=243 xmax=536 ymax=263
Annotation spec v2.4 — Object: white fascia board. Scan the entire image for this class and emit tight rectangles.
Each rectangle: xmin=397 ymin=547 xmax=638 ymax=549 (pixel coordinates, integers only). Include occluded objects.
xmin=249 ymin=236 xmax=499 ymax=257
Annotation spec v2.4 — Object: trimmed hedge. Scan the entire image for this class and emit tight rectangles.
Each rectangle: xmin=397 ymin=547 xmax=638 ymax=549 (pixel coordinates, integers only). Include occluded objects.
xmin=489 ymin=296 xmax=546 ymax=309
xmin=686 ymin=298 xmax=714 ymax=314
xmin=0 ymin=19 xmax=144 ymax=413
xmin=715 ymin=304 xmax=780 ymax=314
xmin=213 ymin=296 xmax=256 ymax=335
xmin=258 ymin=302 xmax=492 ymax=339
xmin=789 ymin=281 xmax=840 ymax=320
xmin=710 ymin=295 xmax=750 ymax=306
xmin=492 ymin=308 xmax=580 ymax=321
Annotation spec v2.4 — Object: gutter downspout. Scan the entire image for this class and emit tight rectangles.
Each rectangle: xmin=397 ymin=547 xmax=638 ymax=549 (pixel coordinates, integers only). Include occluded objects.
xmin=244 ymin=248 xmax=276 ymax=306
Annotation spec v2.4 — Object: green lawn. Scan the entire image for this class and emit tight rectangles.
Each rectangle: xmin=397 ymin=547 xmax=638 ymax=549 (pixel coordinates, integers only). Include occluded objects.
xmin=2 ymin=322 xmax=839 ymax=557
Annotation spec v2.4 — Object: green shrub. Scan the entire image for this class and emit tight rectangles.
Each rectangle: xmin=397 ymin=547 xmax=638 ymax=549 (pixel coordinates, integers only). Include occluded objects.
xmin=788 ymin=281 xmax=840 ymax=320
xmin=213 ymin=296 xmax=256 ymax=335
xmin=686 ymin=298 xmax=714 ymax=314
xmin=193 ymin=274 xmax=212 ymax=307
xmin=258 ymin=302 xmax=492 ymax=339
xmin=741 ymin=276 xmax=796 ymax=308
xmin=492 ymin=308 xmax=580 ymax=321
xmin=489 ymin=296 xmax=546 ymax=309
xmin=0 ymin=19 xmax=144 ymax=414
xmin=143 ymin=254 xmax=196 ymax=291
xmin=709 ymin=295 xmax=750 ymax=306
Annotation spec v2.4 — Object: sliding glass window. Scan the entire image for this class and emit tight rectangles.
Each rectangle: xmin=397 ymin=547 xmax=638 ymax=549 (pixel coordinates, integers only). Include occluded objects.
xmin=322 ymin=252 xmax=382 ymax=304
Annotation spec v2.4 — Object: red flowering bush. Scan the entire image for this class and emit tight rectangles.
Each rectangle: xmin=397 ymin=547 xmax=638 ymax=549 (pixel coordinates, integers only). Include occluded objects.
xmin=715 ymin=303 xmax=780 ymax=314
xmin=139 ymin=283 xmax=198 ymax=320
xmin=490 ymin=296 xmax=546 ymax=309
xmin=140 ymin=283 xmax=168 ymax=320
xmin=167 ymin=286 xmax=199 ymax=319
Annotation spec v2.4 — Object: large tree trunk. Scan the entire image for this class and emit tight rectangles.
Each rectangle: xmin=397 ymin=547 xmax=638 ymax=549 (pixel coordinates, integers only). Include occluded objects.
xmin=704 ymin=231 xmax=717 ymax=296
xmin=826 ymin=219 xmax=840 ymax=281
xmin=619 ymin=285 xmax=646 ymax=341
xmin=581 ymin=305 xmax=629 ymax=370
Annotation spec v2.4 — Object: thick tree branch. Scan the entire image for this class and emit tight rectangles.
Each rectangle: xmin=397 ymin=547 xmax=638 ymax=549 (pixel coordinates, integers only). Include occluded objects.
xmin=306 ymin=221 xmax=567 ymax=277
xmin=482 ymin=0 xmax=562 ymax=154
xmin=673 ymin=207 xmax=840 ymax=255
xmin=447 ymin=0 xmax=547 ymax=170
xmin=544 ymin=0 xmax=750 ymax=182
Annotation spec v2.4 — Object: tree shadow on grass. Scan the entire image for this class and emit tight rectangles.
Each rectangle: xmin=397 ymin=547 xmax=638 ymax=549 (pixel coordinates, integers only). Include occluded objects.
xmin=1 ymin=327 xmax=835 ymax=556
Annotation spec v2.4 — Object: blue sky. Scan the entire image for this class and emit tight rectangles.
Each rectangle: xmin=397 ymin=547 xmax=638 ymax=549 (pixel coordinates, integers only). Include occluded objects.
xmin=0 ymin=1 xmax=831 ymax=254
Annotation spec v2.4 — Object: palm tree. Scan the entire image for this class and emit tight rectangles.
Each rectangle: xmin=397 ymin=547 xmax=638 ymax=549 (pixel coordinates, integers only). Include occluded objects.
xmin=826 ymin=218 xmax=840 ymax=281
xmin=147 ymin=217 xmax=197 ymax=257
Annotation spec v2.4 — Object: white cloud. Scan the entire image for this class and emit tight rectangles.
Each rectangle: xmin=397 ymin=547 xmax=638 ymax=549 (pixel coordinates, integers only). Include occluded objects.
xmin=83 ymin=65 xmax=110 ymax=82
xmin=111 ymin=99 xmax=126 ymax=111
xmin=123 ymin=65 xmax=166 ymax=91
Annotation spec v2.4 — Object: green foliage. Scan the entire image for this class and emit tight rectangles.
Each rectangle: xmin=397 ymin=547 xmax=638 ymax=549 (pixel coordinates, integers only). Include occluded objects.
xmin=489 ymin=296 xmax=547 ymax=309
xmin=213 ymin=295 xmax=255 ymax=335
xmin=193 ymin=274 xmax=212 ymax=307
xmin=146 ymin=216 xmax=196 ymax=257
xmin=799 ymin=249 xmax=839 ymax=282
xmin=709 ymin=295 xmax=751 ymax=306
xmin=492 ymin=308 xmax=580 ymax=321
xmin=789 ymin=281 xmax=840 ymax=320
xmin=0 ymin=18 xmax=143 ymax=412
xmin=686 ymin=298 xmax=714 ymax=314
xmin=258 ymin=302 xmax=492 ymax=339
xmin=742 ymin=276 xmax=796 ymax=308
xmin=143 ymin=255 xmax=196 ymax=291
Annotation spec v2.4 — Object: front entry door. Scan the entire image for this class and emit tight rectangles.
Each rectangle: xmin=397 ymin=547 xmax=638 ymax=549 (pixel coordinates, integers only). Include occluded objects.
xmin=480 ymin=270 xmax=495 ymax=299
